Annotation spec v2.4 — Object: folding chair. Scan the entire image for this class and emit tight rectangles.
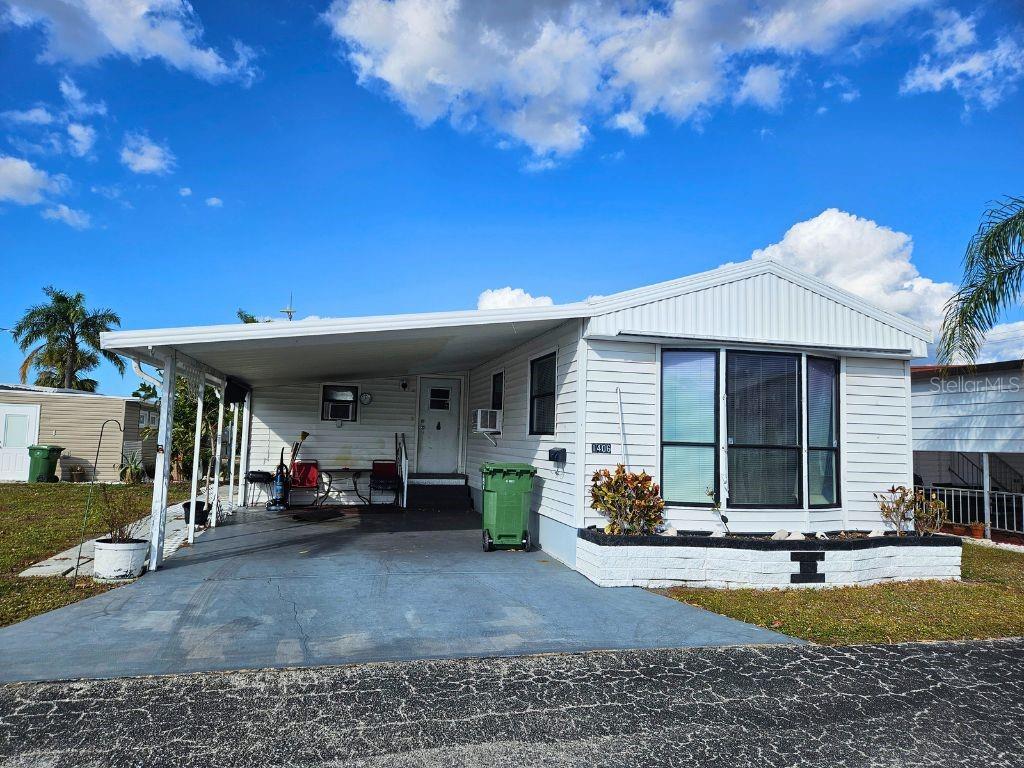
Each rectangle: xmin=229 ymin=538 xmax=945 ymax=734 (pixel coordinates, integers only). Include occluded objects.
xmin=290 ymin=460 xmax=330 ymax=507
xmin=369 ymin=460 xmax=399 ymax=506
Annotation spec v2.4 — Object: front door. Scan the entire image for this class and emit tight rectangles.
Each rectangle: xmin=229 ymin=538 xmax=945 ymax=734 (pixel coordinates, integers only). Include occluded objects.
xmin=0 ymin=403 xmax=39 ymax=482
xmin=417 ymin=377 xmax=462 ymax=473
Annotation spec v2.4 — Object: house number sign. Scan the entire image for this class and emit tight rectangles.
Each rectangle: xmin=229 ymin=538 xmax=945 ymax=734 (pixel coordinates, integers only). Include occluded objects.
xmin=591 ymin=443 xmax=612 ymax=454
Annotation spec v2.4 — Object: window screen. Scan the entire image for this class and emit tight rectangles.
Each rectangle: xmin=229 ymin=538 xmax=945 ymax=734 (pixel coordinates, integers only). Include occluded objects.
xmin=491 ymin=371 xmax=504 ymax=411
xmin=661 ymin=350 xmax=718 ymax=505
xmin=807 ymin=357 xmax=840 ymax=507
xmin=529 ymin=353 xmax=556 ymax=435
xmin=727 ymin=352 xmax=801 ymax=507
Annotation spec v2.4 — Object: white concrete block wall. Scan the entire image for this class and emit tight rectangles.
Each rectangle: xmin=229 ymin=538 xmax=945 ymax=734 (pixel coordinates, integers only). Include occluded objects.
xmin=576 ymin=537 xmax=962 ymax=589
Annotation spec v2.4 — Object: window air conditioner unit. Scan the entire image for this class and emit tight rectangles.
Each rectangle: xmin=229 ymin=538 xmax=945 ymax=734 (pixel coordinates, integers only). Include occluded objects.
xmin=324 ymin=401 xmax=354 ymax=421
xmin=473 ymin=408 xmax=502 ymax=434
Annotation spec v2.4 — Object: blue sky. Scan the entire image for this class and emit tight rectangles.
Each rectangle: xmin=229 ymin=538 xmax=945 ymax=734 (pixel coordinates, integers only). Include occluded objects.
xmin=1 ymin=0 xmax=1022 ymax=395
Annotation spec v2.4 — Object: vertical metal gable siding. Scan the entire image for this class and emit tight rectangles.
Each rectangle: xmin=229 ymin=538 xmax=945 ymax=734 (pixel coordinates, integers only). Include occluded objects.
xmin=586 ymin=273 xmax=923 ymax=355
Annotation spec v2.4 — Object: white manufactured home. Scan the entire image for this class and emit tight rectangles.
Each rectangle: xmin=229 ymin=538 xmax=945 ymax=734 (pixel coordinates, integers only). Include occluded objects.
xmin=102 ymin=260 xmax=929 ymax=571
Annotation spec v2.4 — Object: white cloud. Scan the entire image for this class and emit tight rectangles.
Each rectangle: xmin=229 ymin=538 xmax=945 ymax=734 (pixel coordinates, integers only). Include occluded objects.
xmin=902 ymin=11 xmax=1024 ymax=110
xmin=978 ymin=322 xmax=1024 ymax=363
xmin=1 ymin=106 xmax=54 ymax=125
xmin=66 ymin=123 xmax=96 ymax=157
xmin=823 ymin=74 xmax=860 ymax=103
xmin=204 ymin=196 xmax=223 ymax=207
xmin=734 ymin=64 xmax=788 ymax=110
xmin=59 ymin=77 xmax=107 ymax=118
xmin=0 ymin=154 xmax=64 ymax=204
xmin=178 ymin=186 xmax=192 ymax=196
xmin=120 ymin=132 xmax=175 ymax=174
xmin=752 ymin=208 xmax=955 ymax=331
xmin=7 ymin=1 xmax=258 ymax=85
xmin=931 ymin=9 xmax=977 ymax=56
xmin=324 ymin=0 xmax=927 ymax=160
xmin=41 ymin=203 xmax=91 ymax=229
xmin=477 ymin=286 xmax=554 ymax=310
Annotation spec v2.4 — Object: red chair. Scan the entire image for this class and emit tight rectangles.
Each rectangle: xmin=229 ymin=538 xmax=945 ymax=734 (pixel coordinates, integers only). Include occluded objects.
xmin=369 ymin=460 xmax=399 ymax=506
xmin=290 ymin=460 xmax=330 ymax=507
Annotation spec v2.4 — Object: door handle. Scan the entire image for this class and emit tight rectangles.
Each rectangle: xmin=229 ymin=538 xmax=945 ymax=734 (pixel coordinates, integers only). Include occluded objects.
xmin=436 ymin=421 xmax=441 ymax=430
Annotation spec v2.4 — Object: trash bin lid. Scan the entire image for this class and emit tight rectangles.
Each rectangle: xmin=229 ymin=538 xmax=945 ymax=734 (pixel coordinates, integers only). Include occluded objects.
xmin=481 ymin=462 xmax=537 ymax=475
xmin=29 ymin=444 xmax=63 ymax=452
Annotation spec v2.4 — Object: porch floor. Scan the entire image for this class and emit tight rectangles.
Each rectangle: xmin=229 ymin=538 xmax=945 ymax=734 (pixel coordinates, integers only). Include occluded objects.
xmin=0 ymin=505 xmax=796 ymax=682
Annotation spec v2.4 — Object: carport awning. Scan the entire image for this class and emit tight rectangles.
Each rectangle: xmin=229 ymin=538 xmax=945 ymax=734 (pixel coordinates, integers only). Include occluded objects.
xmin=101 ymin=305 xmax=587 ymax=386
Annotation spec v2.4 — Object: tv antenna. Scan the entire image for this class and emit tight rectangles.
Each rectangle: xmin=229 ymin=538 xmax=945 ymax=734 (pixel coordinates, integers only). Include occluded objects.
xmin=279 ymin=292 xmax=296 ymax=321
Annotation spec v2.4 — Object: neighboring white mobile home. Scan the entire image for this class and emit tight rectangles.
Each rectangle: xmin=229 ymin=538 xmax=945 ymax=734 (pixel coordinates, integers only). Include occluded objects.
xmin=102 ymin=260 xmax=929 ymax=571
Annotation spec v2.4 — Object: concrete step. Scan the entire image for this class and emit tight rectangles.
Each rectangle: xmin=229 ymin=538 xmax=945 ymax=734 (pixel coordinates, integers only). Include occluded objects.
xmin=406 ymin=483 xmax=473 ymax=512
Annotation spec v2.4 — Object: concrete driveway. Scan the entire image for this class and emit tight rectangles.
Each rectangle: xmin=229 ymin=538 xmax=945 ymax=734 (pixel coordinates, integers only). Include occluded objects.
xmin=0 ymin=507 xmax=795 ymax=682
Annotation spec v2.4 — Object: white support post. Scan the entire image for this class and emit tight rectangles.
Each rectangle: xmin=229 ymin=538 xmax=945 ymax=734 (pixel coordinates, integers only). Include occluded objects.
xmin=236 ymin=391 xmax=251 ymax=507
xmin=227 ymin=403 xmax=239 ymax=513
xmin=149 ymin=352 xmax=177 ymax=571
xmin=187 ymin=380 xmax=205 ymax=545
xmin=982 ymin=452 xmax=992 ymax=539
xmin=210 ymin=387 xmax=225 ymax=528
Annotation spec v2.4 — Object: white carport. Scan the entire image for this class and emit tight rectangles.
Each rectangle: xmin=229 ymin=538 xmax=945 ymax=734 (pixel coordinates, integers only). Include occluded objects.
xmin=102 ymin=303 xmax=591 ymax=570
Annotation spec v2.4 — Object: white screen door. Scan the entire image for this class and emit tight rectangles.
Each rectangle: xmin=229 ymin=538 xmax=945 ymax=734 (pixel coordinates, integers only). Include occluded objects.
xmin=416 ymin=378 xmax=462 ymax=473
xmin=0 ymin=404 xmax=40 ymax=481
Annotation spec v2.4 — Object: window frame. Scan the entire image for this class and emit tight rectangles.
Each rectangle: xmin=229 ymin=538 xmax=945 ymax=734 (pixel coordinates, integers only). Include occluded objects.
xmin=320 ymin=383 xmax=360 ymax=423
xmin=724 ymin=349 xmax=804 ymax=510
xmin=528 ymin=351 xmax=557 ymax=436
xmin=660 ymin=348 xmax=719 ymax=508
xmin=806 ymin=355 xmax=842 ymax=510
xmin=490 ymin=369 xmax=504 ymax=411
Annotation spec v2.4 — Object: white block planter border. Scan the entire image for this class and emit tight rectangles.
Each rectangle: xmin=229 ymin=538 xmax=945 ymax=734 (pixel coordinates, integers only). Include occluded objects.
xmin=576 ymin=529 xmax=963 ymax=589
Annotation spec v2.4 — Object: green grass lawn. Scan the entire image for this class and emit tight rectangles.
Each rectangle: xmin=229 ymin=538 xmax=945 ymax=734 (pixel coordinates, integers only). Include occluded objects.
xmin=661 ymin=542 xmax=1024 ymax=644
xmin=0 ymin=482 xmax=190 ymax=628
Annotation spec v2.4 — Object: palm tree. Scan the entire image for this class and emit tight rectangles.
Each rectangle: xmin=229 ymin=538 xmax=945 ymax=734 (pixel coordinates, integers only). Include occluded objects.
xmin=12 ymin=286 xmax=125 ymax=390
xmin=938 ymin=197 xmax=1024 ymax=364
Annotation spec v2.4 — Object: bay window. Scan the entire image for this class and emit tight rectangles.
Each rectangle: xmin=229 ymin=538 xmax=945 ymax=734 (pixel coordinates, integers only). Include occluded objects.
xmin=660 ymin=348 xmax=841 ymax=510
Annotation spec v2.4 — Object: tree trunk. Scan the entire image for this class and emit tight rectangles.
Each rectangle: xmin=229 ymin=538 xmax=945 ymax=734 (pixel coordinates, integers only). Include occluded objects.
xmin=64 ymin=330 xmax=76 ymax=389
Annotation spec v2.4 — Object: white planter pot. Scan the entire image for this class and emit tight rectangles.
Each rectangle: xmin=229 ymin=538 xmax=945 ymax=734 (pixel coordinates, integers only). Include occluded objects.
xmin=93 ymin=539 xmax=149 ymax=580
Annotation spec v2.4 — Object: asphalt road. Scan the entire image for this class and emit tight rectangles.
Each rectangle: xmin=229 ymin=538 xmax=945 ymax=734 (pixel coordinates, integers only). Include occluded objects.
xmin=2 ymin=638 xmax=1023 ymax=767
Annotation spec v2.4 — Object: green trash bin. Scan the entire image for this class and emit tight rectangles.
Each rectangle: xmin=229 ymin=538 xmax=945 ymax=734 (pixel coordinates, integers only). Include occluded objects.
xmin=27 ymin=445 xmax=64 ymax=483
xmin=480 ymin=462 xmax=537 ymax=551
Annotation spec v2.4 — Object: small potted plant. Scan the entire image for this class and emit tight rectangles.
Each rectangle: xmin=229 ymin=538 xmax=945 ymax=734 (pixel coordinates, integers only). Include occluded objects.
xmin=92 ymin=484 xmax=150 ymax=580
xmin=68 ymin=465 xmax=86 ymax=483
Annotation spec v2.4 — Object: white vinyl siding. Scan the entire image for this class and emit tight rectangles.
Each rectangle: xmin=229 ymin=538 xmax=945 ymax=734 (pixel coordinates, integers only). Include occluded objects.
xmin=582 ymin=339 xmax=659 ymax=528
xmin=248 ymin=377 xmax=418 ymax=503
xmin=912 ymin=370 xmax=1024 ymax=453
xmin=467 ymin=322 xmax=579 ymax=528
xmin=844 ymin=357 xmax=912 ymax=529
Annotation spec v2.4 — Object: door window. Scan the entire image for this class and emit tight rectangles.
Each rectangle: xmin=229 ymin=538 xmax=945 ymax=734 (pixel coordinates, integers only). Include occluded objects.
xmin=3 ymin=414 xmax=30 ymax=448
xmin=429 ymin=388 xmax=451 ymax=410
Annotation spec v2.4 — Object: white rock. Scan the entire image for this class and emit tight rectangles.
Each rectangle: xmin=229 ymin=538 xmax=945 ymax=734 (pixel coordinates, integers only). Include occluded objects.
xmin=787 ymin=531 xmax=806 ymax=540
xmin=815 ymin=531 xmax=829 ymax=540
xmin=710 ymin=530 xmax=726 ymax=538
xmin=868 ymin=529 xmax=885 ymax=538
xmin=770 ymin=529 xmax=790 ymax=540
xmin=659 ymin=527 xmax=678 ymax=537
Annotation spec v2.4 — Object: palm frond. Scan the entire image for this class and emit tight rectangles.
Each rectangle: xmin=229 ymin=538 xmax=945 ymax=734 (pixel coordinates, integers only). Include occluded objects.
xmin=937 ymin=196 xmax=1024 ymax=364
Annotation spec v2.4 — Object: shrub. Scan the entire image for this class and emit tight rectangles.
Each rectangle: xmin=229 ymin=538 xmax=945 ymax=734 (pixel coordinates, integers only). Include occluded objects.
xmin=873 ymin=485 xmax=948 ymax=536
xmin=98 ymin=484 xmax=149 ymax=543
xmin=590 ymin=464 xmax=665 ymax=535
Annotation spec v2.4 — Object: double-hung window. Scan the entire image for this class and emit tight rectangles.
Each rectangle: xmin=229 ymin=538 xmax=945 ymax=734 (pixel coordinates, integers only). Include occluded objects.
xmin=529 ymin=353 xmax=557 ymax=435
xmin=726 ymin=352 xmax=802 ymax=508
xmin=661 ymin=350 xmax=718 ymax=505
xmin=807 ymin=357 xmax=840 ymax=507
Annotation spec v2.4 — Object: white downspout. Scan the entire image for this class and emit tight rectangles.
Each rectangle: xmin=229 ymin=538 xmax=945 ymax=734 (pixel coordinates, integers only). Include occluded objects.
xmin=616 ymin=386 xmax=629 ymax=471
xmin=133 ymin=359 xmax=162 ymax=389
xmin=236 ymin=391 xmax=251 ymax=507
